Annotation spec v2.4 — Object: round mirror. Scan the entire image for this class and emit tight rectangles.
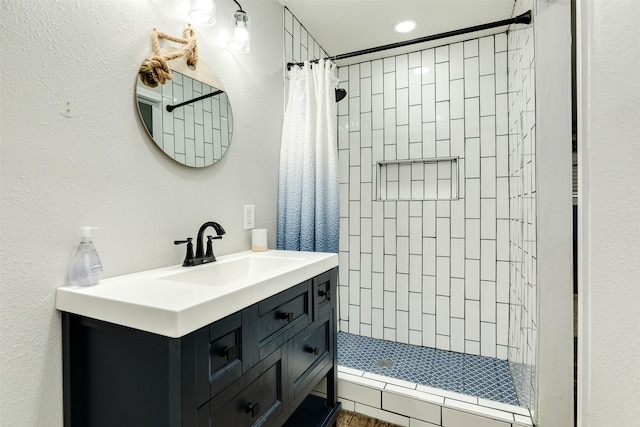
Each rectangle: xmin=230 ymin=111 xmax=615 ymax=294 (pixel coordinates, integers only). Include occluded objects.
xmin=135 ymin=55 xmax=233 ymax=168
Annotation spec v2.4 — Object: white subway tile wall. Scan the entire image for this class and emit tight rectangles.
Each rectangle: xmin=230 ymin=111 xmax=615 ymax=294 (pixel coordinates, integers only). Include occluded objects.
xmin=283 ymin=8 xmax=329 ymax=102
xmin=337 ymin=34 xmax=510 ymax=360
xmin=506 ymin=0 xmax=537 ymax=413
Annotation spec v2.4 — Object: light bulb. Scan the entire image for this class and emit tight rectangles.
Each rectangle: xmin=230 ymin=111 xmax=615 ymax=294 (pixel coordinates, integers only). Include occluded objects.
xmin=189 ymin=0 xmax=216 ymax=26
xmin=233 ymin=26 xmax=249 ymax=42
xmin=228 ymin=10 xmax=251 ymax=53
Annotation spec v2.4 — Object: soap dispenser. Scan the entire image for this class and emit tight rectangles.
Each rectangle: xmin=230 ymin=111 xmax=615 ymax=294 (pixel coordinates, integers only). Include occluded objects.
xmin=68 ymin=226 xmax=103 ymax=287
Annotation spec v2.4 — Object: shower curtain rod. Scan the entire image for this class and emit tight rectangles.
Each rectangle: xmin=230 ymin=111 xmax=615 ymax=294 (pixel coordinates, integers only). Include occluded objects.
xmin=287 ymin=10 xmax=531 ymax=70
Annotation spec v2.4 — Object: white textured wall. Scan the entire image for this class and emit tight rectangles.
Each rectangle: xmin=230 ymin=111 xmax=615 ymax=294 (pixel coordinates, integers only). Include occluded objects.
xmin=0 ymin=0 xmax=284 ymax=425
xmin=578 ymin=0 xmax=640 ymax=425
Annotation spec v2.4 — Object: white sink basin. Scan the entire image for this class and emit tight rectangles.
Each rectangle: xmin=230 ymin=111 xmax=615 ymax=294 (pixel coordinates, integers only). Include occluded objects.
xmin=159 ymin=254 xmax=304 ymax=286
xmin=56 ymin=250 xmax=338 ymax=338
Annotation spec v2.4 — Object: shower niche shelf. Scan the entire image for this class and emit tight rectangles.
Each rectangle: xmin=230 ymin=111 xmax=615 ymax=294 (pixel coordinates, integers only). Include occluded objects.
xmin=376 ymin=157 xmax=459 ymax=201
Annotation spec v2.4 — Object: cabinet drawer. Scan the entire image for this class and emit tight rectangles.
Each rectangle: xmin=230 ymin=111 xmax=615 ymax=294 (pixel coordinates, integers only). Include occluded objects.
xmin=291 ymin=321 xmax=329 ymax=388
xmin=257 ymin=280 xmax=311 ymax=358
xmin=207 ymin=357 xmax=283 ymax=427
xmin=197 ymin=312 xmax=245 ymax=405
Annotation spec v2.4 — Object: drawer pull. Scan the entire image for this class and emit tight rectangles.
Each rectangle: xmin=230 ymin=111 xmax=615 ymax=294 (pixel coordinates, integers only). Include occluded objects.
xmin=245 ymin=402 xmax=260 ymax=418
xmin=277 ymin=311 xmax=294 ymax=322
xmin=219 ymin=345 xmax=237 ymax=362
xmin=318 ymin=289 xmax=330 ymax=300
xmin=305 ymin=346 xmax=320 ymax=356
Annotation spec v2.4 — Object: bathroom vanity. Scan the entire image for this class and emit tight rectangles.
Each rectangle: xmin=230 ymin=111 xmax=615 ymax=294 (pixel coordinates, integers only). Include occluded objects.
xmin=57 ymin=251 xmax=340 ymax=427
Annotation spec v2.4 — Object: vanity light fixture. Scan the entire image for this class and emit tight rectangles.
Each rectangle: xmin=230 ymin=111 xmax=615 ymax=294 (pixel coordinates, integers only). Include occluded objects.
xmin=227 ymin=0 xmax=251 ymax=53
xmin=189 ymin=0 xmax=216 ymax=26
xmin=394 ymin=19 xmax=417 ymax=33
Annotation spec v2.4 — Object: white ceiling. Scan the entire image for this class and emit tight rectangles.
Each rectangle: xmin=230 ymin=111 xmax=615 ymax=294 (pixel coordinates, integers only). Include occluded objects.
xmin=277 ymin=0 xmax=517 ymax=65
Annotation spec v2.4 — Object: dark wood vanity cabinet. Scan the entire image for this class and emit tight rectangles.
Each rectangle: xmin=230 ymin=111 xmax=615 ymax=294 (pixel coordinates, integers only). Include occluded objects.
xmin=62 ymin=268 xmax=340 ymax=427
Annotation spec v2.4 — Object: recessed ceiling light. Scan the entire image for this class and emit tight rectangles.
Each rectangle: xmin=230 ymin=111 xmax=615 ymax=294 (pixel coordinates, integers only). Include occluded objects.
xmin=394 ymin=19 xmax=417 ymax=33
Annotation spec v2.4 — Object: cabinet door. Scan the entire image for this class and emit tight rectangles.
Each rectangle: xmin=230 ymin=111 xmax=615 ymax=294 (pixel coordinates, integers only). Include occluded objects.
xmin=290 ymin=321 xmax=330 ymax=398
xmin=313 ymin=269 xmax=336 ymax=323
xmin=197 ymin=312 xmax=247 ymax=405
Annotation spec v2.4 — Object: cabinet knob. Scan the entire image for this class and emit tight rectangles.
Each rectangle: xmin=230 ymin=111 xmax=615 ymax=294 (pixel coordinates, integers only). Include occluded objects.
xmin=318 ymin=289 xmax=330 ymax=300
xmin=277 ymin=311 xmax=294 ymax=322
xmin=245 ymin=402 xmax=260 ymax=418
xmin=220 ymin=345 xmax=237 ymax=362
xmin=306 ymin=346 xmax=320 ymax=356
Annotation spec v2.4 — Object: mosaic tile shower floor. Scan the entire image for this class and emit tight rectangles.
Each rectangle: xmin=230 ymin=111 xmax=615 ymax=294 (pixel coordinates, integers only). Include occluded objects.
xmin=337 ymin=332 xmax=519 ymax=406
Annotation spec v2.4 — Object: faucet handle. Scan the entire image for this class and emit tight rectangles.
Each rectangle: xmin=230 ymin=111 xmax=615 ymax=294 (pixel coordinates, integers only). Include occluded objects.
xmin=205 ymin=236 xmax=214 ymax=258
xmin=174 ymin=238 xmax=195 ymax=266
xmin=205 ymin=235 xmax=222 ymax=260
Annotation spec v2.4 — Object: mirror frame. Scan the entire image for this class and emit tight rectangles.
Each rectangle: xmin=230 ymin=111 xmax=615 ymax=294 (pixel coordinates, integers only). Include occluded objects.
xmin=135 ymin=51 xmax=233 ymax=168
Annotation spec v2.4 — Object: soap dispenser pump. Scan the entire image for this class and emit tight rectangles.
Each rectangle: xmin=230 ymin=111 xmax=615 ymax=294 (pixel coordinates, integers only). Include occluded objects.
xmin=68 ymin=226 xmax=103 ymax=287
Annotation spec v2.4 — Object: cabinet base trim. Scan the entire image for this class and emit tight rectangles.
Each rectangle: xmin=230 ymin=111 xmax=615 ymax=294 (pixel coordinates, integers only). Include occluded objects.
xmin=283 ymin=395 xmax=342 ymax=427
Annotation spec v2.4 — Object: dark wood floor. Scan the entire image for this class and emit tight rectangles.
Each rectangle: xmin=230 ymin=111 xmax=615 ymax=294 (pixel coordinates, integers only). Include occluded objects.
xmin=337 ymin=410 xmax=400 ymax=427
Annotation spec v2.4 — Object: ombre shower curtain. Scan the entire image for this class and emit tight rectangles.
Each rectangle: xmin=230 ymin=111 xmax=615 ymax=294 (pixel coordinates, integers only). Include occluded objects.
xmin=277 ymin=59 xmax=339 ymax=253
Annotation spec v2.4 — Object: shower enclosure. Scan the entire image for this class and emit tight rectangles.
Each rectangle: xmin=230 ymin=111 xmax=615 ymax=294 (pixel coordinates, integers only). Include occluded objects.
xmin=283 ymin=0 xmax=540 ymax=422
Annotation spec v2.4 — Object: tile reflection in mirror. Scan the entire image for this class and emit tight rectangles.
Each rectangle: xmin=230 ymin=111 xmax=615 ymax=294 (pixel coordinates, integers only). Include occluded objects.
xmin=136 ymin=65 xmax=233 ymax=168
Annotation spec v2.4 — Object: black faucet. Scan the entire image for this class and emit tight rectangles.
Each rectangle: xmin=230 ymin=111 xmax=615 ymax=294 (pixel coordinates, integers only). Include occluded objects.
xmin=174 ymin=221 xmax=226 ymax=267
xmin=195 ymin=221 xmax=225 ymax=259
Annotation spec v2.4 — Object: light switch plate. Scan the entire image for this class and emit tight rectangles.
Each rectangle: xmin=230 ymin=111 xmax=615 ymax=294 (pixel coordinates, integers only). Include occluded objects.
xmin=244 ymin=205 xmax=255 ymax=230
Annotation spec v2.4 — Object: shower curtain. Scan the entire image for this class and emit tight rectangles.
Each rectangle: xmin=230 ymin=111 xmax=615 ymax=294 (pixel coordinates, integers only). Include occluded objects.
xmin=277 ymin=59 xmax=339 ymax=253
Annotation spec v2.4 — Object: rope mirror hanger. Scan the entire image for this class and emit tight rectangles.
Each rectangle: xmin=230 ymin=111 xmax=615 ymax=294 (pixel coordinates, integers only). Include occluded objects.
xmin=138 ymin=25 xmax=198 ymax=88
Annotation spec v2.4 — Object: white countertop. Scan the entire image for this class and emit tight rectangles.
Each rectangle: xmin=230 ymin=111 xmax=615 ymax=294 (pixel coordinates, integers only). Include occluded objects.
xmin=55 ymin=250 xmax=338 ymax=338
